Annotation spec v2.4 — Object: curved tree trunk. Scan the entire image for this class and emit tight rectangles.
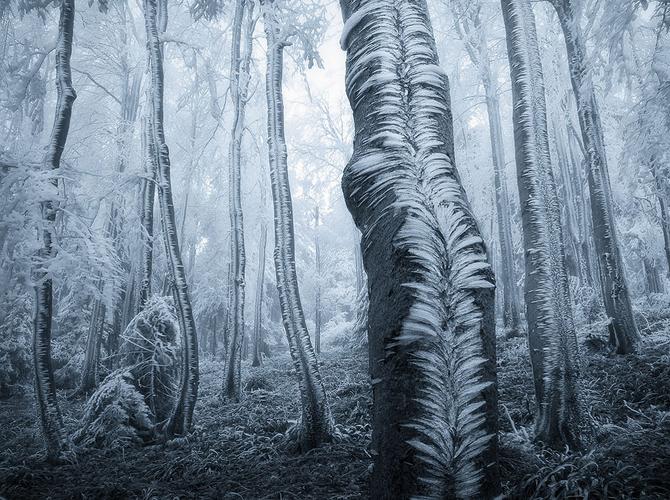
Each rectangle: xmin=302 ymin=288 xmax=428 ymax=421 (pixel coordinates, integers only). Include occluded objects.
xmin=548 ymin=0 xmax=639 ymax=354
xmin=501 ymin=0 xmax=581 ymax=449
xmin=339 ymin=1 xmax=498 ymax=497
xmin=263 ymin=0 xmax=335 ymax=450
xmin=222 ymin=0 xmax=254 ymax=401
xmin=143 ymin=0 xmax=199 ymax=435
xmin=33 ymin=0 xmax=76 ymax=461
xmin=252 ymin=223 xmax=267 ymax=367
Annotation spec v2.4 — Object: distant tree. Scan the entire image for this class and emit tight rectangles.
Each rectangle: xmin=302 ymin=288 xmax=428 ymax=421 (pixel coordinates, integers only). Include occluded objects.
xmin=501 ymin=0 xmax=582 ymax=449
xmin=445 ymin=0 xmax=525 ymax=338
xmin=547 ymin=0 xmax=640 ymax=354
xmin=339 ymin=0 xmax=498 ymax=497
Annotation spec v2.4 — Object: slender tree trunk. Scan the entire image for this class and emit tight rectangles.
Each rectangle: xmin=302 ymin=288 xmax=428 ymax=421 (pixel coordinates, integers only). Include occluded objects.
xmin=501 ymin=0 xmax=581 ymax=449
xmin=138 ymin=115 xmax=157 ymax=311
xmin=314 ymin=205 xmax=322 ymax=354
xmin=79 ymin=282 xmax=105 ymax=393
xmin=339 ymin=1 xmax=498 ymax=496
xmin=33 ymin=0 xmax=76 ymax=461
xmin=143 ymin=0 xmax=199 ymax=435
xmin=549 ymin=0 xmax=639 ymax=354
xmin=450 ymin=3 xmax=524 ymax=338
xmin=263 ymin=0 xmax=335 ymax=450
xmin=485 ymin=86 xmax=523 ymax=338
xmin=222 ymin=0 xmax=254 ymax=401
xmin=252 ymin=224 xmax=267 ymax=367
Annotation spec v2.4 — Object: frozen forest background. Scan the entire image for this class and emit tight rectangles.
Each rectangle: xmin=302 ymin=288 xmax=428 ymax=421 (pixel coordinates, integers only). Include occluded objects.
xmin=1 ymin=0 xmax=670 ymax=498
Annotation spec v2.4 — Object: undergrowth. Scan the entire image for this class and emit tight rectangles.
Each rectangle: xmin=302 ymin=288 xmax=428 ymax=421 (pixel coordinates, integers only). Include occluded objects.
xmin=0 ymin=317 xmax=669 ymax=498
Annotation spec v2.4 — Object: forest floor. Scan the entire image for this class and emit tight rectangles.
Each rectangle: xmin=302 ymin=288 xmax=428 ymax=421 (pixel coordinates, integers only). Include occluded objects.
xmin=2 ymin=306 xmax=670 ymax=499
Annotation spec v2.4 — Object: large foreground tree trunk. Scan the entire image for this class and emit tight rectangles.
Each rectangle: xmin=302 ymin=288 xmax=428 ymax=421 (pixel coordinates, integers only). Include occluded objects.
xmin=501 ymin=0 xmax=581 ymax=450
xmin=222 ymin=0 xmax=253 ymax=401
xmin=548 ymin=0 xmax=639 ymax=354
xmin=144 ymin=0 xmax=199 ymax=435
xmin=263 ymin=0 xmax=335 ymax=450
xmin=339 ymin=1 xmax=498 ymax=497
xmin=33 ymin=0 xmax=76 ymax=461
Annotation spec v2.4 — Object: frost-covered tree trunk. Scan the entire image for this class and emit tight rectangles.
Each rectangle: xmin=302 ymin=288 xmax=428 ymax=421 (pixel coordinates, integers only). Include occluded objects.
xmin=552 ymin=117 xmax=594 ymax=286
xmin=222 ymin=0 xmax=253 ymax=401
xmin=138 ymin=116 xmax=157 ymax=311
xmin=548 ymin=0 xmax=639 ymax=354
xmin=314 ymin=205 xmax=322 ymax=354
xmin=33 ymin=0 xmax=76 ymax=461
xmin=501 ymin=0 xmax=581 ymax=449
xmin=449 ymin=0 xmax=524 ymax=339
xmin=79 ymin=283 xmax=105 ymax=393
xmin=143 ymin=0 xmax=199 ymax=435
xmin=252 ymin=223 xmax=267 ymax=367
xmin=263 ymin=0 xmax=335 ymax=450
xmin=339 ymin=1 xmax=498 ymax=497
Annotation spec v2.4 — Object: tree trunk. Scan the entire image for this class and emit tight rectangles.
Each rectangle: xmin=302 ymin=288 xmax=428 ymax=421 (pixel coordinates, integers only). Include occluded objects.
xmin=138 ymin=115 xmax=157 ymax=311
xmin=33 ymin=0 xmax=76 ymax=461
xmin=450 ymin=2 xmax=524 ymax=339
xmin=222 ymin=0 xmax=254 ymax=401
xmin=339 ymin=1 xmax=498 ymax=497
xmin=263 ymin=0 xmax=335 ymax=450
xmin=79 ymin=283 xmax=105 ymax=393
xmin=314 ymin=205 xmax=322 ymax=354
xmin=252 ymin=224 xmax=267 ymax=367
xmin=549 ymin=0 xmax=639 ymax=354
xmin=143 ymin=0 xmax=199 ymax=435
xmin=501 ymin=0 xmax=581 ymax=449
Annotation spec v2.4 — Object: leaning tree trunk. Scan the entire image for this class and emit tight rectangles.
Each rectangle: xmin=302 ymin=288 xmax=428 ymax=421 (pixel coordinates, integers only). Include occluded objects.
xmin=339 ymin=1 xmax=498 ymax=497
xmin=252 ymin=223 xmax=267 ymax=367
xmin=143 ymin=0 xmax=199 ymax=435
xmin=33 ymin=0 xmax=76 ymax=461
xmin=222 ymin=0 xmax=253 ymax=401
xmin=549 ymin=0 xmax=639 ymax=354
xmin=263 ymin=0 xmax=335 ymax=450
xmin=501 ymin=0 xmax=581 ymax=450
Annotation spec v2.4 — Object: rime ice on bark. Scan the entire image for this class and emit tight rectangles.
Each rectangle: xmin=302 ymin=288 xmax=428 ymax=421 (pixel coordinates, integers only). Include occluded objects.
xmin=33 ymin=0 xmax=76 ymax=461
xmin=143 ymin=0 xmax=199 ymax=435
xmin=222 ymin=0 xmax=254 ymax=402
xmin=501 ymin=0 xmax=581 ymax=449
xmin=548 ymin=0 xmax=639 ymax=354
xmin=339 ymin=0 xmax=498 ymax=497
xmin=262 ymin=0 xmax=335 ymax=450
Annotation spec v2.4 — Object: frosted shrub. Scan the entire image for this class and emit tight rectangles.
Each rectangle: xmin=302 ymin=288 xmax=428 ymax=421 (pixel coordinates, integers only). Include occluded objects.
xmin=75 ymin=296 xmax=181 ymax=448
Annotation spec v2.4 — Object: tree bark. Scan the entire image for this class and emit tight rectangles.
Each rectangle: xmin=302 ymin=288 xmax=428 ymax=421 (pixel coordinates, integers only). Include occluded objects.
xmin=138 ymin=115 xmax=157 ymax=311
xmin=501 ymin=0 xmax=581 ymax=449
xmin=143 ymin=0 xmax=199 ymax=435
xmin=252 ymin=223 xmax=267 ymax=367
xmin=548 ymin=0 xmax=639 ymax=354
xmin=263 ymin=0 xmax=335 ymax=450
xmin=450 ymin=1 xmax=524 ymax=339
xmin=314 ymin=205 xmax=322 ymax=354
xmin=222 ymin=0 xmax=254 ymax=401
xmin=33 ymin=0 xmax=76 ymax=461
xmin=339 ymin=1 xmax=498 ymax=497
